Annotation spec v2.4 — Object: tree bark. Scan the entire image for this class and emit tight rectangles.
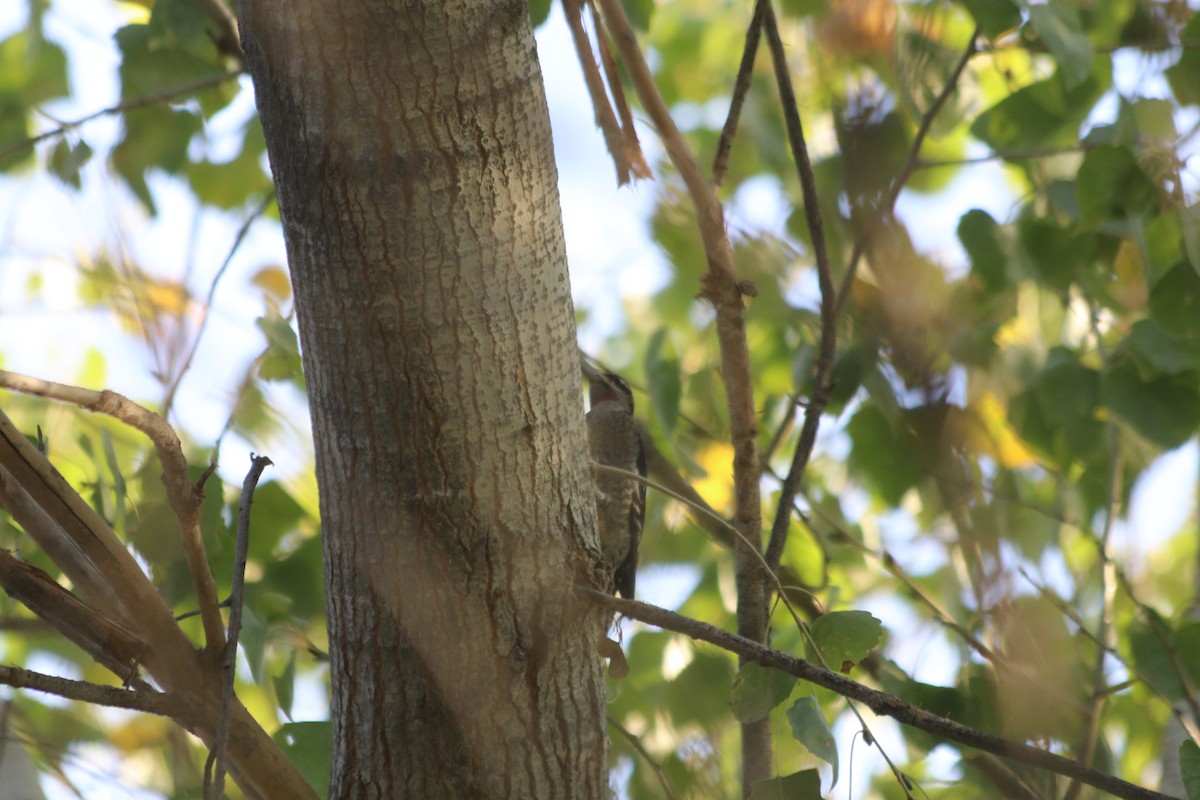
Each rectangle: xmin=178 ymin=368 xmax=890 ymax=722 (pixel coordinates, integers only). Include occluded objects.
xmin=239 ymin=1 xmax=609 ymax=796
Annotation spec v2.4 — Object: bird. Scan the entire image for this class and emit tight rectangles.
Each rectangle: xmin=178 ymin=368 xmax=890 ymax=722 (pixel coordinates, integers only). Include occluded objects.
xmin=584 ymin=369 xmax=646 ymax=600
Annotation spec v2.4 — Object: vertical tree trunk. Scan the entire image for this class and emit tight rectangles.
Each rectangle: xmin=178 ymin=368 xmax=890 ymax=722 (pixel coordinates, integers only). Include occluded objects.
xmin=239 ymin=1 xmax=609 ymax=795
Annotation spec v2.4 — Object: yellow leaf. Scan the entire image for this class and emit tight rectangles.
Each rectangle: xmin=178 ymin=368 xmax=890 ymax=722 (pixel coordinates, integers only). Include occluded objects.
xmin=693 ymin=443 xmax=734 ymax=514
xmin=252 ymin=265 xmax=293 ymax=302
xmin=1112 ymin=237 xmax=1147 ymax=310
xmin=968 ymin=391 xmax=1038 ymax=468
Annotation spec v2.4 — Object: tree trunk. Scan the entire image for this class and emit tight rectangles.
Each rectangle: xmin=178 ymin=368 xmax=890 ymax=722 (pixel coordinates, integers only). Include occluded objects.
xmin=239 ymin=1 xmax=610 ymax=796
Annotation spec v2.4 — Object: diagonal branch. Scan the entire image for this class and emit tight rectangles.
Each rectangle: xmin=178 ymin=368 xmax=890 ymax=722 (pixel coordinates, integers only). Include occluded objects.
xmin=712 ymin=0 xmax=769 ymax=187
xmin=0 ymin=371 xmax=225 ymax=650
xmin=0 ymin=664 xmax=179 ymax=717
xmin=587 ymin=589 xmax=1176 ymax=800
xmin=0 ymin=72 xmax=241 ymax=164
xmin=834 ymin=28 xmax=979 ymax=319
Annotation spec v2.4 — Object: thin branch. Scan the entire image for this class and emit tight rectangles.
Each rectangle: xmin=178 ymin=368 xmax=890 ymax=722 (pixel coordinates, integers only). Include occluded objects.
xmin=913 ymin=144 xmax=1092 ymax=169
xmin=1064 ymin=308 xmax=1125 ymax=800
xmin=591 ymin=0 xmax=651 ymax=180
xmin=595 ymin=462 xmax=905 ymax=782
xmin=563 ymin=0 xmax=636 ymax=184
xmin=0 ymin=72 xmax=241 ymax=164
xmin=608 ymin=716 xmax=680 ymax=800
xmin=834 ymin=28 xmax=979 ymax=319
xmin=0 ymin=549 xmax=147 ymax=687
xmin=163 ymin=192 xmax=277 ymax=418
xmin=0 ymin=665 xmax=178 ymax=718
xmin=0 ymin=371 xmax=226 ymax=650
xmin=591 ymin=0 xmax=769 ymax=787
xmin=585 ymin=589 xmax=1176 ymax=800
xmin=712 ymin=0 xmax=768 ymax=187
xmin=206 ymin=454 xmax=271 ymax=800
xmin=1020 ymin=567 xmax=1200 ymax=744
xmin=761 ymin=2 xmax=837 ymax=576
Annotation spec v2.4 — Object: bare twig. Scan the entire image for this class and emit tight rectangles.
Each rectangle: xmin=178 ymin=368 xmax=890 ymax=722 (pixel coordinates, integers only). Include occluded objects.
xmin=0 ymin=665 xmax=177 ymax=717
xmin=206 ymin=454 xmax=272 ymax=800
xmin=563 ymin=0 xmax=637 ymax=184
xmin=584 ymin=589 xmax=1176 ymax=800
xmin=1064 ymin=309 xmax=1125 ymax=800
xmin=591 ymin=0 xmax=770 ymax=787
xmin=0 ymin=549 xmax=147 ymax=686
xmin=760 ymin=2 xmax=837 ymax=576
xmin=591 ymin=0 xmax=651 ymax=180
xmin=834 ymin=29 xmax=979 ymax=319
xmin=712 ymin=0 xmax=769 ymax=187
xmin=0 ymin=371 xmax=226 ymax=650
xmin=163 ymin=192 xmax=277 ymax=417
xmin=0 ymin=72 xmax=241 ymax=164
xmin=1020 ymin=568 xmax=1200 ymax=743
xmin=608 ymin=716 xmax=680 ymax=800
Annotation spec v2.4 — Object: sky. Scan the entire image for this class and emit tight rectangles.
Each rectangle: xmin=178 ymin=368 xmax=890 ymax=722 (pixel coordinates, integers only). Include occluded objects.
xmin=0 ymin=1 xmax=1198 ymax=798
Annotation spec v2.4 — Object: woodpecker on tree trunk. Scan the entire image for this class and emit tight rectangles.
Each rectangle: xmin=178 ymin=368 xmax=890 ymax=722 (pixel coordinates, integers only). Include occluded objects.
xmin=584 ymin=368 xmax=646 ymax=600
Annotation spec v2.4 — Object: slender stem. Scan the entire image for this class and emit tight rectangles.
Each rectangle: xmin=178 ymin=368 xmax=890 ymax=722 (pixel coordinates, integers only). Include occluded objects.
xmin=586 ymin=589 xmax=1176 ymax=800
xmin=760 ymin=2 xmax=837 ymax=575
xmin=592 ymin=0 xmax=769 ymax=790
xmin=712 ymin=0 xmax=769 ymax=187
xmin=834 ymin=28 xmax=979 ymax=319
xmin=205 ymin=455 xmax=272 ymax=800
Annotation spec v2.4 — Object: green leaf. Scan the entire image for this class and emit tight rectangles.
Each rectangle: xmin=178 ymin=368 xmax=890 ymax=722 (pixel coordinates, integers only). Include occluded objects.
xmin=273 ymin=722 xmax=332 ymax=799
xmin=1032 ymin=347 xmax=1100 ymax=425
xmin=185 ymin=122 xmax=272 ymax=209
xmin=1128 ymin=614 xmax=1200 ymax=703
xmin=731 ymin=663 xmax=796 ymax=723
xmin=747 ymin=769 xmax=822 ymax=800
xmin=528 ymin=0 xmax=552 ymax=27
xmin=666 ymin=651 xmax=736 ymax=726
xmin=620 ymin=0 xmax=655 ymax=31
xmin=111 ymin=105 xmax=202 ymax=213
xmin=100 ymin=429 xmax=127 ymax=535
xmin=1166 ymin=13 xmax=1200 ymax=106
xmin=847 ymin=405 xmax=922 ymax=506
xmin=807 ymin=610 xmax=883 ymax=672
xmin=786 ymin=697 xmax=838 ymax=786
xmin=1125 ymin=319 xmax=1200 ymax=376
xmin=47 ymin=139 xmax=93 ymax=189
xmin=644 ymin=327 xmax=681 ymax=435
xmin=0 ymin=31 xmax=68 ymax=101
xmin=257 ymin=309 xmax=303 ymax=382
xmin=1182 ymin=739 xmax=1200 ymax=800
xmin=1076 ymin=145 xmax=1159 ymax=226
xmin=1182 ymin=202 xmax=1200 ymax=279
xmin=1026 ymin=2 xmax=1094 ymax=90
xmin=244 ymin=481 xmax=307 ymax=562
xmin=273 ymin=651 xmax=297 ymax=721
xmin=1018 ymin=217 xmax=1094 ymax=291
xmin=1102 ymin=357 xmax=1200 ymax=449
xmin=961 ymin=0 xmax=1021 ymax=40
xmin=115 ymin=0 xmax=232 ymax=105
xmin=239 ymin=605 xmax=269 ymax=683
xmin=1149 ymin=262 xmax=1200 ymax=337
xmin=958 ymin=209 xmax=1009 ymax=290
xmin=0 ymin=31 xmax=69 ymax=169
xmin=971 ymin=55 xmax=1111 ymax=151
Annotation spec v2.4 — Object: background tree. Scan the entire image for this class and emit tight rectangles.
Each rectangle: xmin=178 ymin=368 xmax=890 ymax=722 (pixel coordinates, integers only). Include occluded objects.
xmin=1 ymin=0 xmax=1200 ymax=799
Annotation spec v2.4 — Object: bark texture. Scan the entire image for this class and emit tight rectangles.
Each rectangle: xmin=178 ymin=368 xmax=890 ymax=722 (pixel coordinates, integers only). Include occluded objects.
xmin=239 ymin=1 xmax=609 ymax=796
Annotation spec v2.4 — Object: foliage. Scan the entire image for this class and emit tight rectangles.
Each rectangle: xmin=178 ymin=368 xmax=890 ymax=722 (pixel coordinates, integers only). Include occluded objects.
xmin=0 ymin=0 xmax=1199 ymax=797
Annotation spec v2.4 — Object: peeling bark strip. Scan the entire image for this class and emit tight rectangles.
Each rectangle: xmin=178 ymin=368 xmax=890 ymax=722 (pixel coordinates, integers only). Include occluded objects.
xmin=240 ymin=1 xmax=609 ymax=796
